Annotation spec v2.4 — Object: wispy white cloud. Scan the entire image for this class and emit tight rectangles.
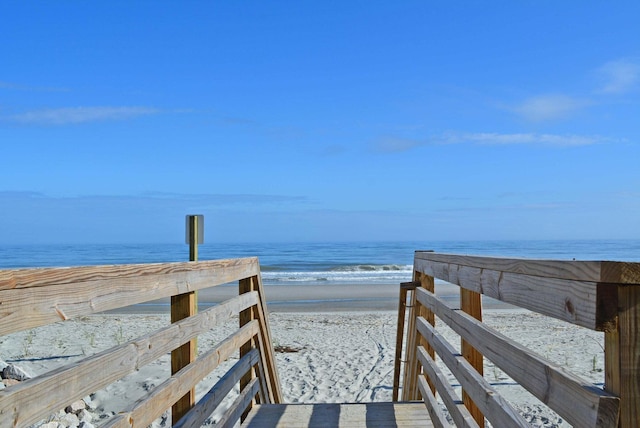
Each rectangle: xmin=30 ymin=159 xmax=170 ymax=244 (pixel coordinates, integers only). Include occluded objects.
xmin=5 ymin=106 xmax=160 ymax=125
xmin=513 ymin=94 xmax=588 ymax=122
xmin=596 ymin=59 xmax=640 ymax=94
xmin=374 ymin=132 xmax=613 ymax=152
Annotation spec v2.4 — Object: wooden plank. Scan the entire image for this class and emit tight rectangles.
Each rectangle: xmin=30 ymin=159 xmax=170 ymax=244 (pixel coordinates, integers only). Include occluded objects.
xmin=460 ymin=288 xmax=484 ymax=427
xmin=251 ymin=288 xmax=277 ymax=404
xmin=242 ymin=403 xmax=434 ymax=427
xmin=414 ymin=252 xmax=640 ymax=284
xmin=417 ymin=347 xmax=479 ymax=428
xmin=401 ymin=288 xmax=416 ymax=401
xmin=417 ymin=376 xmax=449 ymax=428
xmin=605 ymin=285 xmax=640 ymax=428
xmin=239 ymin=277 xmax=258 ymax=421
xmin=175 ymin=349 xmax=260 ymax=428
xmin=418 ymin=273 xmax=436 ymax=396
xmin=219 ymin=377 xmax=261 ymax=428
xmin=171 ymin=290 xmax=197 ymax=424
xmin=416 ymin=287 xmax=620 ymax=428
xmin=0 ymin=292 xmax=259 ymax=428
xmin=415 ymin=317 xmax=530 ymax=428
xmin=103 ymin=322 xmax=260 ymax=428
xmin=393 ymin=286 xmax=408 ymax=401
xmin=401 ymin=272 xmax=421 ymax=401
xmin=251 ymin=274 xmax=283 ymax=403
xmin=415 ymin=257 xmax=605 ymax=330
xmin=0 ymin=257 xmax=260 ymax=335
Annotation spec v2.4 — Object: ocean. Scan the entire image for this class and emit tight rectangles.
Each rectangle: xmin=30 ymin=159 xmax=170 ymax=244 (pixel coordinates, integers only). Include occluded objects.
xmin=1 ymin=240 xmax=639 ymax=286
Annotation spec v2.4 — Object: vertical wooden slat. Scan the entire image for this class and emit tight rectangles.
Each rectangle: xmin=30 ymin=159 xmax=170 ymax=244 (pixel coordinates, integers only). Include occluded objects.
xmin=419 ymin=273 xmax=436 ymax=396
xmin=461 ymin=288 xmax=484 ymax=427
xmin=401 ymin=271 xmax=437 ymax=401
xmin=251 ymin=274 xmax=283 ymax=403
xmin=170 ymin=292 xmax=196 ymax=424
xmin=402 ymin=274 xmax=420 ymax=401
xmin=605 ymin=285 xmax=640 ymax=428
xmin=171 ymin=215 xmax=200 ymax=425
xmin=393 ymin=285 xmax=409 ymax=401
xmin=239 ymin=277 xmax=257 ymax=421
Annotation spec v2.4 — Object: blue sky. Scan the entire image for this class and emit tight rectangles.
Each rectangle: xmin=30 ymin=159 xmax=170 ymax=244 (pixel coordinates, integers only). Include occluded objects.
xmin=1 ymin=2 xmax=639 ymax=244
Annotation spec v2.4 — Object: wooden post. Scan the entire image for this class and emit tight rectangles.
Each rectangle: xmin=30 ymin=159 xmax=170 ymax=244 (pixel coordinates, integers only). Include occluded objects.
xmin=394 ymin=281 xmax=418 ymax=401
xmin=461 ymin=288 xmax=484 ymax=427
xmin=401 ymin=272 xmax=436 ymax=401
xmin=239 ymin=276 xmax=258 ymax=421
xmin=171 ymin=215 xmax=201 ymax=425
xmin=418 ymin=273 xmax=436 ymax=396
xmin=402 ymin=277 xmax=419 ymax=401
xmin=605 ymin=285 xmax=640 ymax=427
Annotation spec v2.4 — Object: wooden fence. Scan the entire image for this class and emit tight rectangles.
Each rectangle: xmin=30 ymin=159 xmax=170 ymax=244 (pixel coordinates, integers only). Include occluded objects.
xmin=394 ymin=251 xmax=640 ymax=428
xmin=0 ymin=257 xmax=282 ymax=427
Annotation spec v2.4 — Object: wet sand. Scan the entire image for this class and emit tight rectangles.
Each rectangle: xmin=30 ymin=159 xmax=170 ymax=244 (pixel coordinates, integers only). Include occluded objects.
xmin=109 ymin=282 xmax=515 ymax=314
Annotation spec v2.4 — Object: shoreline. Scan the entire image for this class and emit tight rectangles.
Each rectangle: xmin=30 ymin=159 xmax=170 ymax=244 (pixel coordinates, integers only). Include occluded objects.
xmin=107 ymin=282 xmax=519 ymax=314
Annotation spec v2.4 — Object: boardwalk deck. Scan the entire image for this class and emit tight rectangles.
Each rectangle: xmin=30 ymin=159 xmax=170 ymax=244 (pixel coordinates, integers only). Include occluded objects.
xmin=242 ymin=402 xmax=433 ymax=427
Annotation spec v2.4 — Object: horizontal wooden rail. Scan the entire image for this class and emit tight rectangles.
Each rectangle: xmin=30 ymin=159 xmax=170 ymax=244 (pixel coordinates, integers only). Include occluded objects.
xmin=218 ymin=377 xmax=262 ymax=428
xmin=174 ymin=348 xmax=262 ymax=428
xmin=414 ymin=256 xmax=615 ymax=330
xmin=417 ymin=347 xmax=477 ymax=428
xmin=244 ymin=275 xmax=283 ymax=404
xmin=416 ymin=287 xmax=620 ymax=427
xmin=396 ymin=251 xmax=639 ymax=427
xmin=417 ymin=375 xmax=449 ymax=428
xmin=414 ymin=252 xmax=640 ymax=284
xmin=0 ymin=291 xmax=260 ymax=427
xmin=0 ymin=257 xmax=261 ymax=335
xmin=416 ymin=317 xmax=529 ymax=427
xmin=104 ymin=322 xmax=261 ymax=428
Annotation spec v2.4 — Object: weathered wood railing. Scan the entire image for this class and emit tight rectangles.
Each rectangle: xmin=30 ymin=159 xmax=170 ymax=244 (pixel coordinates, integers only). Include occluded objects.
xmin=394 ymin=252 xmax=640 ymax=428
xmin=0 ymin=257 xmax=282 ymax=427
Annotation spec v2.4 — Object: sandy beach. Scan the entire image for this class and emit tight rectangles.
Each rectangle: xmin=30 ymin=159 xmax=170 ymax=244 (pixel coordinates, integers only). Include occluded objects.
xmin=113 ymin=281 xmax=510 ymax=314
xmin=2 ymin=283 xmax=605 ymax=427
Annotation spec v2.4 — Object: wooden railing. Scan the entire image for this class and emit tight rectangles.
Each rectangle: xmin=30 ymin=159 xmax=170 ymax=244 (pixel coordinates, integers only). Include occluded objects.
xmin=394 ymin=251 xmax=640 ymax=428
xmin=0 ymin=257 xmax=282 ymax=427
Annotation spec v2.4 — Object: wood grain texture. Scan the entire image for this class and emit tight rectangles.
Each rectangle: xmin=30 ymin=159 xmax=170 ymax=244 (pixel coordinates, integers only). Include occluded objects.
xmin=416 ymin=287 xmax=620 ymax=428
xmin=252 ymin=274 xmax=283 ymax=403
xmin=414 ymin=257 xmax=606 ymax=330
xmin=417 ymin=376 xmax=449 ymax=428
xmin=174 ymin=349 xmax=261 ymax=428
xmin=401 ymin=293 xmax=417 ymax=400
xmin=239 ymin=276 xmax=261 ymax=424
xmin=417 ymin=273 xmax=436 ymax=396
xmin=0 ymin=257 xmax=260 ymax=335
xmin=0 ymin=292 xmax=259 ymax=428
xmin=219 ymin=377 xmax=261 ymax=428
xmin=416 ymin=317 xmax=530 ymax=428
xmin=242 ymin=402 xmax=434 ymax=427
xmin=414 ymin=252 xmax=640 ymax=283
xmin=393 ymin=286 xmax=408 ymax=401
xmin=460 ymin=288 xmax=484 ymax=427
xmin=401 ymin=272 xmax=421 ymax=401
xmin=171 ymin=290 xmax=197 ymax=424
xmin=104 ymin=322 xmax=260 ymax=428
xmin=417 ymin=347 xmax=479 ymax=428
xmin=605 ymin=285 xmax=640 ymax=428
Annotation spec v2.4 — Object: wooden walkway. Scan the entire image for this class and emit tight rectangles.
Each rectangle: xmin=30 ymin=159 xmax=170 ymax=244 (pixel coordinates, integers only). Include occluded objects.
xmin=242 ymin=402 xmax=433 ymax=427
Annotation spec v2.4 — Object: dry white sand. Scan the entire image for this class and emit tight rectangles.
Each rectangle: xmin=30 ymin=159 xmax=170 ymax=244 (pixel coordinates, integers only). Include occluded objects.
xmin=2 ymin=306 xmax=605 ymax=427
